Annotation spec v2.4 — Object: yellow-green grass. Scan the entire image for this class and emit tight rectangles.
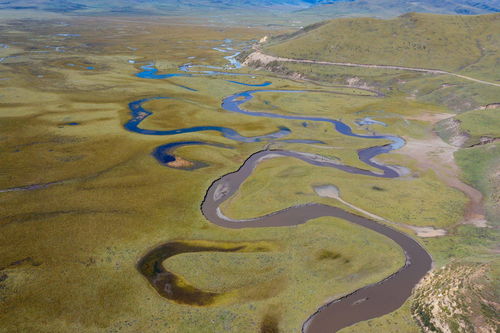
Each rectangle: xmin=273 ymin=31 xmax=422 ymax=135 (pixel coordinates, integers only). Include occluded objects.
xmin=138 ymin=94 xmax=396 ymax=175
xmin=166 ymin=217 xmax=405 ymax=332
xmin=243 ymin=88 xmax=380 ymax=115
xmin=401 ymin=74 xmax=500 ymax=112
xmin=265 ymin=13 xmax=500 ymax=80
xmin=242 ymin=90 xmax=447 ymax=137
xmin=455 ymin=108 xmax=500 ymax=138
xmin=254 ymin=55 xmax=500 ymax=113
xmin=257 ymin=13 xmax=499 ymax=113
xmin=1 ymin=14 xmax=495 ymax=333
xmin=0 ymin=17 xmax=408 ymax=333
xmin=455 ymin=143 xmax=500 ymax=225
xmin=221 ymin=155 xmax=466 ymax=228
xmin=135 ymin=90 xmax=444 ymax=177
xmin=0 ymin=136 xmax=405 ymax=332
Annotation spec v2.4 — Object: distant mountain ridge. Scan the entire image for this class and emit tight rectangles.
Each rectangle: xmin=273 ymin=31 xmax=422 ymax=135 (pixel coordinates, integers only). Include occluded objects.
xmin=0 ymin=0 xmax=499 ymax=19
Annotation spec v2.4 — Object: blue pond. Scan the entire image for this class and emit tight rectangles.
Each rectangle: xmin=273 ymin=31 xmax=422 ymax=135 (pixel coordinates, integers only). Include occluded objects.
xmin=137 ymin=63 xmax=257 ymax=79
xmin=136 ymin=64 xmax=192 ymax=79
xmin=226 ymin=80 xmax=272 ymax=87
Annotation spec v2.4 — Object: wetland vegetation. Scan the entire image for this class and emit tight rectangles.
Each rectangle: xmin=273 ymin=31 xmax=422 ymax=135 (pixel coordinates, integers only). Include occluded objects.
xmin=0 ymin=6 xmax=498 ymax=333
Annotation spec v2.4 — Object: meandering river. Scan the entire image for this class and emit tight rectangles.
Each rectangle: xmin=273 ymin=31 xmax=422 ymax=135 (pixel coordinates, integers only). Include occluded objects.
xmin=132 ymin=41 xmax=432 ymax=332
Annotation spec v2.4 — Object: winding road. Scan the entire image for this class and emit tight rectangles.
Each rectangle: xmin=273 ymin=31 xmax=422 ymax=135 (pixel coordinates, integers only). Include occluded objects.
xmin=244 ymin=51 xmax=500 ymax=88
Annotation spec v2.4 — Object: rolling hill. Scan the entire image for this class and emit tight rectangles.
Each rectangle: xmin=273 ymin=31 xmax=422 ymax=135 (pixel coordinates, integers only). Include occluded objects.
xmin=263 ymin=12 xmax=500 ymax=74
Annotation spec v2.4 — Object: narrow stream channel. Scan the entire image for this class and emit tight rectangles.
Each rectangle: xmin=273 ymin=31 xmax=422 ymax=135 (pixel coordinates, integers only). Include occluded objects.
xmin=133 ymin=42 xmax=433 ymax=332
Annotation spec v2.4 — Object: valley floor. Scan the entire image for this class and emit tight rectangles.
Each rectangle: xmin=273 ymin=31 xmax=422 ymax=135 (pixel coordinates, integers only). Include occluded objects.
xmin=0 ymin=13 xmax=498 ymax=333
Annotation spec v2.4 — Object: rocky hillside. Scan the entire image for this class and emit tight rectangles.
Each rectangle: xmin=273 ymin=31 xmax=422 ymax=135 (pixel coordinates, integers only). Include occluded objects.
xmin=412 ymin=263 xmax=499 ymax=333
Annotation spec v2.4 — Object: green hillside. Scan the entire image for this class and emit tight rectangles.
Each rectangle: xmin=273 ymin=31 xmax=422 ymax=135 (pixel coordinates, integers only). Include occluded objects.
xmin=265 ymin=13 xmax=500 ymax=78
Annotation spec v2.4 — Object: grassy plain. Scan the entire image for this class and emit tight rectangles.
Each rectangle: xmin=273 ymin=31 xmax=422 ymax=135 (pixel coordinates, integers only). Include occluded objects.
xmin=0 ymin=12 xmax=498 ymax=333
xmin=221 ymin=155 xmax=467 ymax=228
xmin=0 ymin=16 xmax=407 ymax=333
xmin=222 ymin=89 xmax=467 ymax=230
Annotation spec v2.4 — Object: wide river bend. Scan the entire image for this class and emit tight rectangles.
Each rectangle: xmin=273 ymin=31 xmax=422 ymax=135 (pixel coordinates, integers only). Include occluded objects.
xmin=132 ymin=43 xmax=433 ymax=332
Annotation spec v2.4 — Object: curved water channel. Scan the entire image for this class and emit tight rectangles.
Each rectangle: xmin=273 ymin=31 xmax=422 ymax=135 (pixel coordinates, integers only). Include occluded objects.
xmin=132 ymin=42 xmax=432 ymax=332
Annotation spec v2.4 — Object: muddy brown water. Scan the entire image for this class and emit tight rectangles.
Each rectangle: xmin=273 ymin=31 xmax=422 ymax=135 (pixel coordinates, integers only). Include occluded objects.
xmin=137 ymin=241 xmax=241 ymax=306
xmin=137 ymin=240 xmax=273 ymax=306
xmin=201 ymin=150 xmax=432 ymax=332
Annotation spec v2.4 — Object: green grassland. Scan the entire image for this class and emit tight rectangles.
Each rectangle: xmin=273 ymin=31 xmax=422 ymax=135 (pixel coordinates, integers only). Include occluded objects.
xmin=431 ymin=87 xmax=499 ymax=227
xmin=433 ymin=107 xmax=500 ymax=147
xmin=456 ymin=108 xmax=500 ymax=138
xmin=259 ymin=60 xmax=500 ymax=112
xmin=265 ymin=13 xmax=500 ymax=76
xmin=455 ymin=143 xmax=500 ymax=224
xmin=221 ymin=155 xmax=467 ymax=228
xmin=243 ymin=89 xmax=446 ymax=137
xmin=0 ymin=17 xmax=407 ymax=333
xmin=220 ymin=91 xmax=468 ymax=230
xmin=256 ymin=13 xmax=500 ymax=112
xmin=0 ymin=13 xmax=498 ymax=333
xmin=256 ymin=10 xmax=499 ymax=272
